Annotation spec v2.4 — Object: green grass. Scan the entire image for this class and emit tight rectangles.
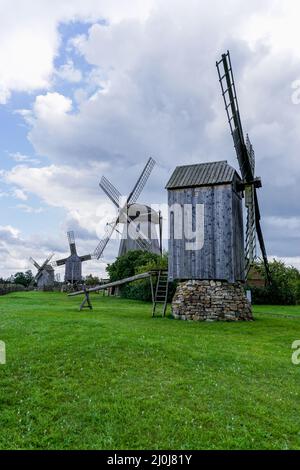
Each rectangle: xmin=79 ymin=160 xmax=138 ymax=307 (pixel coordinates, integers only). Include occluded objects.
xmin=0 ymin=291 xmax=300 ymax=450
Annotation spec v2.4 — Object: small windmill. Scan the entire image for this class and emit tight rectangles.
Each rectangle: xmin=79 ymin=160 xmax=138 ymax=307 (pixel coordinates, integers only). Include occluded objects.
xmin=30 ymin=253 xmax=55 ymax=289
xmin=93 ymin=157 xmax=162 ymax=260
xmin=216 ymin=51 xmax=271 ymax=283
xmin=53 ymin=231 xmax=91 ymax=284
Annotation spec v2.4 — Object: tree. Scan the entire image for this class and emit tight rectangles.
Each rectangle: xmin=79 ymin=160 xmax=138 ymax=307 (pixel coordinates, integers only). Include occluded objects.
xmin=249 ymin=260 xmax=300 ymax=305
xmin=106 ymin=250 xmax=176 ymax=302
xmin=85 ymin=274 xmax=101 ymax=286
xmin=106 ymin=250 xmax=162 ymax=283
xmin=13 ymin=270 xmax=34 ymax=288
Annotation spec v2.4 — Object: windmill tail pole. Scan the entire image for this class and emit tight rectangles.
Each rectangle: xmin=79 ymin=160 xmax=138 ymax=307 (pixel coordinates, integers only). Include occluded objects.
xmin=68 ymin=272 xmax=152 ymax=297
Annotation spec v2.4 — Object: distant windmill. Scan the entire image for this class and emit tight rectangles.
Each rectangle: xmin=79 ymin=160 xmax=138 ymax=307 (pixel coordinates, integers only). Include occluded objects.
xmin=30 ymin=253 xmax=55 ymax=289
xmin=53 ymin=231 xmax=91 ymax=284
xmin=216 ymin=51 xmax=271 ymax=283
xmin=93 ymin=157 xmax=162 ymax=260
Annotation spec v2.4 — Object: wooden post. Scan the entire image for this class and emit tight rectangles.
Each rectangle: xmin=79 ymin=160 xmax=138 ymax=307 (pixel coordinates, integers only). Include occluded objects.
xmin=159 ymin=211 xmax=163 ymax=257
xmin=79 ymin=286 xmax=93 ymax=311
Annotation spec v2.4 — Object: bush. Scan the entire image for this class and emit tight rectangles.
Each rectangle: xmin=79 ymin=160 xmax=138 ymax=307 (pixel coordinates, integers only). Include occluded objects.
xmin=247 ymin=260 xmax=300 ymax=305
xmin=85 ymin=274 xmax=101 ymax=286
xmin=106 ymin=251 xmax=176 ymax=302
xmin=106 ymin=251 xmax=163 ymax=283
xmin=13 ymin=270 xmax=34 ymax=288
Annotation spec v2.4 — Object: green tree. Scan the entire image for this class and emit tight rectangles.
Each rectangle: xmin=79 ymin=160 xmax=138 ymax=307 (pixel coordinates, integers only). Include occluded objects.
xmin=249 ymin=260 xmax=300 ymax=305
xmin=106 ymin=250 xmax=162 ymax=283
xmin=106 ymin=251 xmax=176 ymax=302
xmin=13 ymin=270 xmax=34 ymax=288
xmin=85 ymin=274 xmax=101 ymax=286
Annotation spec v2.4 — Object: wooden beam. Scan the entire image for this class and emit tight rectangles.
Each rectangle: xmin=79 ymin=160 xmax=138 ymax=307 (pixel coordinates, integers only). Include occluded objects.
xmin=68 ymin=272 xmax=152 ymax=297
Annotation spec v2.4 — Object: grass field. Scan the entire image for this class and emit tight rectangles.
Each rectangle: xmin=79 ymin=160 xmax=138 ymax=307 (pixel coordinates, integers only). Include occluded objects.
xmin=0 ymin=291 xmax=300 ymax=450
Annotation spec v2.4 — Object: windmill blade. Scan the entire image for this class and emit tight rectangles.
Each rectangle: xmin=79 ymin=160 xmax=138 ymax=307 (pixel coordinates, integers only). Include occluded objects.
xmin=93 ymin=213 xmax=152 ymax=260
xmin=94 ymin=158 xmax=156 ymax=260
xmin=254 ymin=191 xmax=272 ymax=284
xmin=31 ymin=253 xmax=54 ymax=279
xmin=42 ymin=253 xmax=54 ymax=267
xmin=29 ymin=257 xmax=41 ymax=271
xmin=119 ymin=203 xmax=153 ymax=251
xmin=125 ymin=216 xmax=153 ymax=252
xmin=244 ymin=185 xmax=256 ymax=276
xmin=244 ymin=185 xmax=271 ymax=283
xmin=67 ymin=231 xmax=77 ymax=255
xmin=217 ymin=51 xmax=271 ymax=283
xmin=216 ymin=52 xmax=253 ymax=181
xmin=80 ymin=254 xmax=92 ymax=262
xmin=127 ymin=157 xmax=156 ymax=205
xmin=93 ymin=216 xmax=120 ymax=260
xmin=246 ymin=134 xmax=255 ymax=176
xmin=52 ymin=257 xmax=68 ymax=267
xmin=99 ymin=176 xmax=122 ymax=208
xmin=38 ymin=253 xmax=55 ymax=272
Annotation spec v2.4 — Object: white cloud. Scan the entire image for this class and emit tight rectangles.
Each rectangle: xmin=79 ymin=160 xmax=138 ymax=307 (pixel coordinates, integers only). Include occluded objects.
xmin=34 ymin=92 xmax=73 ymax=119
xmin=1 ymin=162 xmax=114 ymax=237
xmin=0 ymin=0 xmax=154 ymax=104
xmin=0 ymin=225 xmax=21 ymax=241
xmin=56 ymin=59 xmax=82 ymax=83
xmin=9 ymin=152 xmax=40 ymax=165
xmin=16 ymin=204 xmax=44 ymax=214
xmin=12 ymin=188 xmax=28 ymax=201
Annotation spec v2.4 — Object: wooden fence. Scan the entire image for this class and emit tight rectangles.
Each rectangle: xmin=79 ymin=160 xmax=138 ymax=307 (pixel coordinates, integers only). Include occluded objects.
xmin=0 ymin=284 xmax=26 ymax=296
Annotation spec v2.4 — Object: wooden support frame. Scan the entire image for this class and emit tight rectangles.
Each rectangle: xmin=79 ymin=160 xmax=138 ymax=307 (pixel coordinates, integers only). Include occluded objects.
xmin=79 ymin=286 xmax=93 ymax=311
xmin=70 ymin=271 xmax=169 ymax=318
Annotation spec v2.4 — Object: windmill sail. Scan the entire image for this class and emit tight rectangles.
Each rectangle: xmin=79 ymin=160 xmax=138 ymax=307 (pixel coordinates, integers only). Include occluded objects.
xmin=217 ymin=51 xmax=271 ymax=283
xmin=29 ymin=257 xmax=41 ymax=271
xmin=67 ymin=231 xmax=77 ymax=255
xmin=53 ymin=232 xmax=91 ymax=283
xmin=93 ymin=158 xmax=156 ymax=260
xmin=100 ymin=176 xmax=122 ymax=208
xmin=128 ymin=157 xmax=156 ymax=204
xmin=93 ymin=217 xmax=120 ymax=260
xmin=244 ymin=184 xmax=256 ymax=275
xmin=30 ymin=254 xmax=55 ymax=288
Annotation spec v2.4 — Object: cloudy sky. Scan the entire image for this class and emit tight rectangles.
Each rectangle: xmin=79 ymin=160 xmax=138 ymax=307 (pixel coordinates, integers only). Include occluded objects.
xmin=1 ymin=0 xmax=300 ymax=279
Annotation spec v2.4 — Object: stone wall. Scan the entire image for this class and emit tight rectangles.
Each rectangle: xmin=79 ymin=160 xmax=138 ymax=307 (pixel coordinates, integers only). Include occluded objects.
xmin=172 ymin=280 xmax=253 ymax=321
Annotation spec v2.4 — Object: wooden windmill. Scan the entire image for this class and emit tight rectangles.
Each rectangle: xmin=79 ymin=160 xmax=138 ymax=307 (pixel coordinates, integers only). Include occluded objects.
xmin=216 ymin=51 xmax=271 ymax=283
xmin=167 ymin=51 xmax=269 ymax=322
xmin=167 ymin=160 xmax=245 ymax=283
xmin=167 ymin=52 xmax=270 ymax=285
xmin=93 ymin=157 xmax=162 ymax=260
xmin=30 ymin=253 xmax=55 ymax=289
xmin=53 ymin=231 xmax=91 ymax=284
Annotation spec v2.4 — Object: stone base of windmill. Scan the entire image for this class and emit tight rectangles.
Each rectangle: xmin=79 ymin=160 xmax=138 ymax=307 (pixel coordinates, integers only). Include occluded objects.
xmin=171 ymin=280 xmax=253 ymax=322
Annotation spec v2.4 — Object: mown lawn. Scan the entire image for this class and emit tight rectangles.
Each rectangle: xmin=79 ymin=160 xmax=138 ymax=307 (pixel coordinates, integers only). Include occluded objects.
xmin=0 ymin=291 xmax=299 ymax=450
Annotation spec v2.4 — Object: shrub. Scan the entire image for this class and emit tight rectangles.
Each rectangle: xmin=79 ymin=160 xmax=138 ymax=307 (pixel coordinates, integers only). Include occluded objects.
xmin=247 ymin=260 xmax=300 ymax=305
xmin=13 ymin=270 xmax=34 ymax=288
xmin=106 ymin=251 xmax=176 ymax=302
xmin=85 ymin=274 xmax=101 ymax=286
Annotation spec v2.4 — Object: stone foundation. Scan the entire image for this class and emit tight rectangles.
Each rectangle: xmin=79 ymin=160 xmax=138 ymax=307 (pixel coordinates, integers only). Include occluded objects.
xmin=172 ymin=280 xmax=253 ymax=321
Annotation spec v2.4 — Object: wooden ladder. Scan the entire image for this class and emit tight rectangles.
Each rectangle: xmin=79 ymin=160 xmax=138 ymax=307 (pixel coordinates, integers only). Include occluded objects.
xmin=152 ymin=270 xmax=169 ymax=317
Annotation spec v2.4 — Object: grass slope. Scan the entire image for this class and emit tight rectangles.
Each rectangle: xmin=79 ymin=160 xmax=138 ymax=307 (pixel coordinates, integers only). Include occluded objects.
xmin=0 ymin=291 xmax=300 ymax=450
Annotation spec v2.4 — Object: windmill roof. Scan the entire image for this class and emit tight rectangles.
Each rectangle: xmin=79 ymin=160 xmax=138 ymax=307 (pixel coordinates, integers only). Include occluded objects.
xmin=165 ymin=160 xmax=240 ymax=189
xmin=36 ymin=265 xmax=54 ymax=278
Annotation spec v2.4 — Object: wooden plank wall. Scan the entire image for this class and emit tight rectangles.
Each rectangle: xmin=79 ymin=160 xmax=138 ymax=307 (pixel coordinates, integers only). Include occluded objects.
xmin=168 ymin=183 xmax=244 ymax=283
xmin=65 ymin=255 xmax=82 ymax=282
